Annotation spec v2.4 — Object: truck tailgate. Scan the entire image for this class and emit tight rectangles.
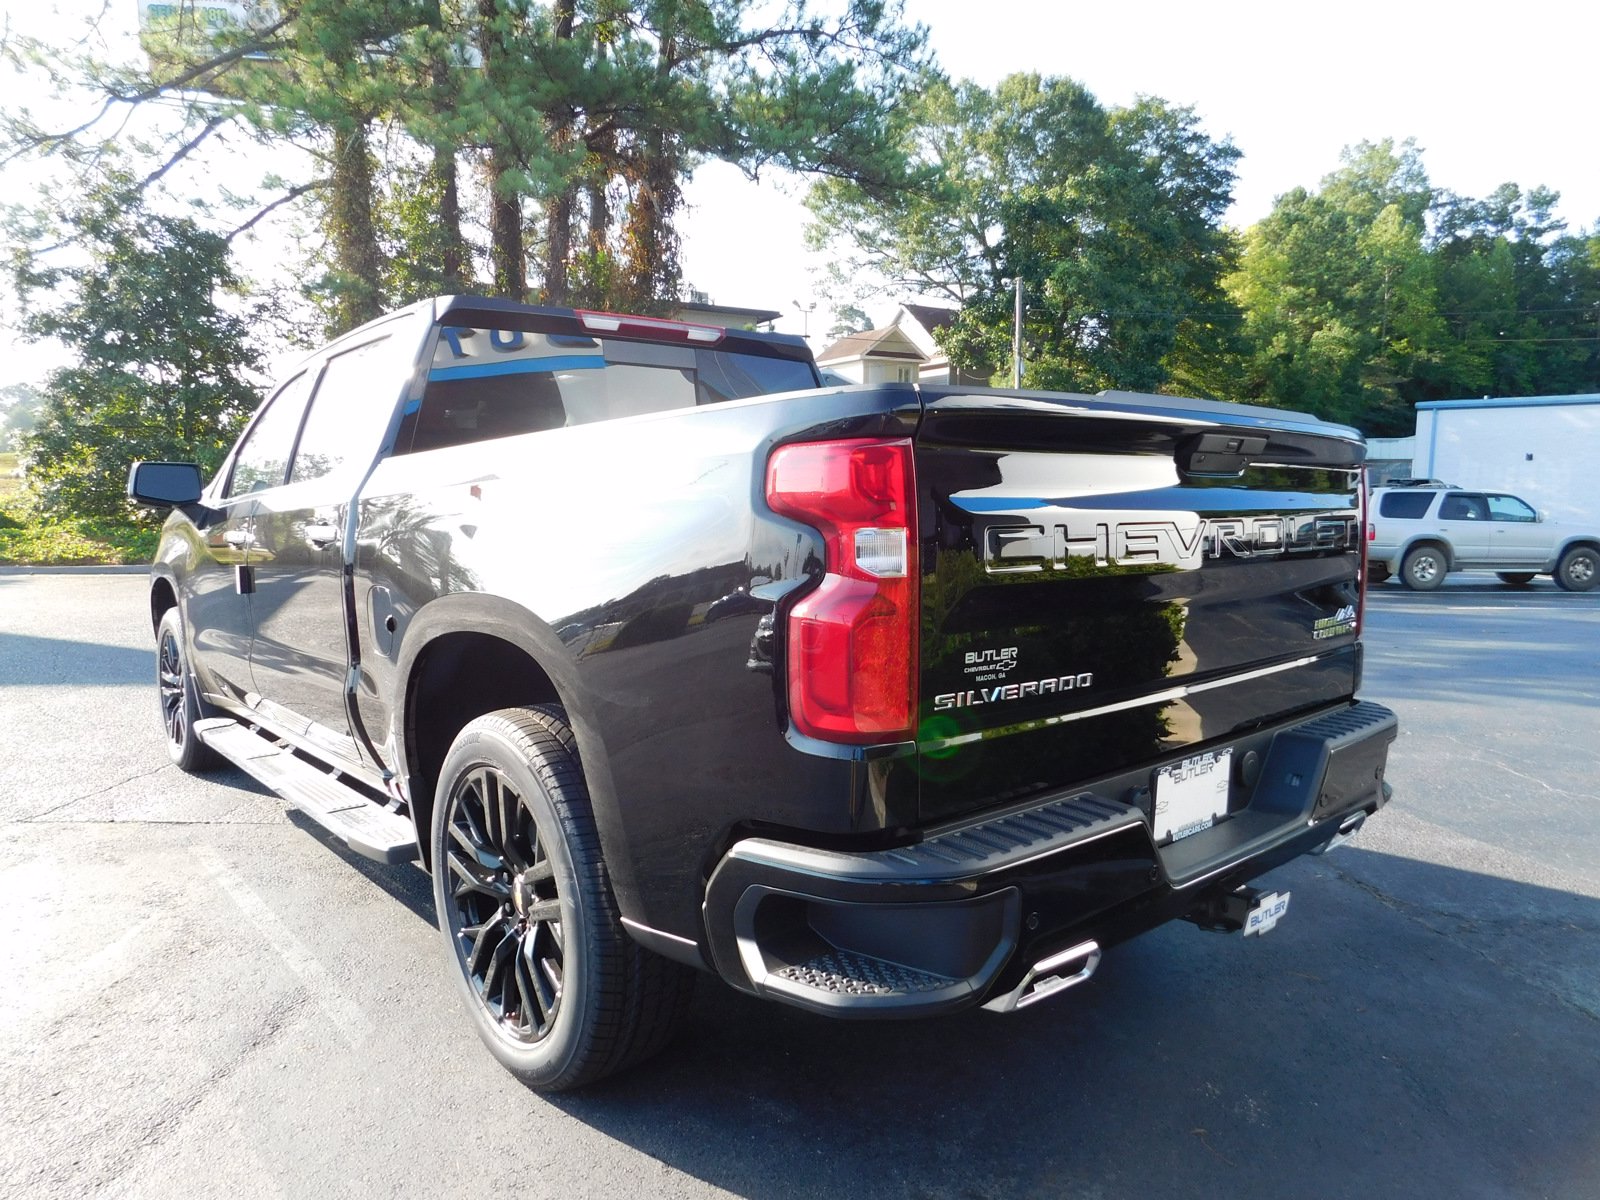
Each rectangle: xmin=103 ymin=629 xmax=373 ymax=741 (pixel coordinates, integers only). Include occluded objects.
xmin=914 ymin=388 xmax=1365 ymax=824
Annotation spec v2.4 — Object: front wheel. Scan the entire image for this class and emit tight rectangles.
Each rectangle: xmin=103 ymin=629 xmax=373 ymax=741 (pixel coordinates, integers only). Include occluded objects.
xmin=1496 ymin=572 xmax=1536 ymax=586
xmin=1401 ymin=545 xmax=1447 ymax=591
xmin=156 ymin=607 xmax=221 ymax=772
xmin=1554 ymin=546 xmax=1599 ymax=592
xmin=431 ymin=705 xmax=694 ymax=1091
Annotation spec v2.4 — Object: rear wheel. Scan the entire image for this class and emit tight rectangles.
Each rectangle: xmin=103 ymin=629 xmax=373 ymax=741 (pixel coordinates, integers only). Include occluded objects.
xmin=1400 ymin=545 xmax=1447 ymax=591
xmin=1554 ymin=546 xmax=1599 ymax=592
xmin=1496 ymin=572 xmax=1536 ymax=586
xmin=431 ymin=705 xmax=694 ymax=1091
xmin=156 ymin=607 xmax=221 ymax=772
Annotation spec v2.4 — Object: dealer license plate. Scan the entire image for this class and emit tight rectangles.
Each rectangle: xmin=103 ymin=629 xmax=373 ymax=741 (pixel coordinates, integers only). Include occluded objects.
xmin=1153 ymin=749 xmax=1232 ymax=843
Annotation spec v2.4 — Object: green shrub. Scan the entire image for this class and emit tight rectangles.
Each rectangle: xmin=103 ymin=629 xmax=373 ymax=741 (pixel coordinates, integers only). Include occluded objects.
xmin=0 ymin=496 xmax=157 ymax=565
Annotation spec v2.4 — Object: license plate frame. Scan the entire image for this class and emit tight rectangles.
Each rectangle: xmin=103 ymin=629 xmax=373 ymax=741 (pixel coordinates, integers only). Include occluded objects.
xmin=1152 ymin=749 xmax=1232 ymax=843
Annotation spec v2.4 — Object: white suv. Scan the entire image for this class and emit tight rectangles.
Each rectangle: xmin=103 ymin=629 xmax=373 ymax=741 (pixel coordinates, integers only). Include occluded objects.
xmin=1367 ymin=487 xmax=1600 ymax=592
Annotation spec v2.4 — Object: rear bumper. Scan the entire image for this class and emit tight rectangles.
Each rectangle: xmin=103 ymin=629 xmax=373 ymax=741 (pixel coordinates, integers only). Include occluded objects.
xmin=702 ymin=700 xmax=1397 ymax=1017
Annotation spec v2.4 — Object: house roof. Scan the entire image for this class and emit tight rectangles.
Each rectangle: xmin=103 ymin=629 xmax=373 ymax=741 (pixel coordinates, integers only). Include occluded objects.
xmin=900 ymin=303 xmax=958 ymax=335
xmin=1417 ymin=393 xmax=1600 ymax=411
xmin=815 ymin=325 xmax=925 ymax=365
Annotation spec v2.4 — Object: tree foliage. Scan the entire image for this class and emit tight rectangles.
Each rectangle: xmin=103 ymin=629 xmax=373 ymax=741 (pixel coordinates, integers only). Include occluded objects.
xmin=1225 ymin=141 xmax=1599 ymax=434
xmin=806 ymin=74 xmax=1243 ymax=394
xmin=2 ymin=0 xmax=929 ymax=329
xmin=7 ymin=179 xmax=262 ymax=517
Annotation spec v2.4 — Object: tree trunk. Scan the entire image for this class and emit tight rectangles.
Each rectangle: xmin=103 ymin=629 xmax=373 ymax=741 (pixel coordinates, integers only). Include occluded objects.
xmin=620 ymin=136 xmax=680 ymax=313
xmin=487 ymin=153 xmax=526 ymax=300
xmin=328 ymin=120 xmax=384 ymax=332
xmin=539 ymin=0 xmax=578 ymax=305
xmin=479 ymin=0 xmax=527 ymax=300
xmin=433 ymin=147 xmax=469 ymax=291
xmin=543 ymin=186 xmax=572 ymax=305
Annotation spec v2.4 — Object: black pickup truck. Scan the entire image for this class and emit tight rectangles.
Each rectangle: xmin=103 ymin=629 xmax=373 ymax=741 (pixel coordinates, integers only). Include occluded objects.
xmin=131 ymin=295 xmax=1397 ymax=1090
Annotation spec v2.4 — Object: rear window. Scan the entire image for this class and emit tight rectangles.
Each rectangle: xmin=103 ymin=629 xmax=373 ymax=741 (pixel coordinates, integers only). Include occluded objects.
xmin=1379 ymin=491 xmax=1434 ymax=519
xmin=404 ymin=325 xmax=817 ymax=453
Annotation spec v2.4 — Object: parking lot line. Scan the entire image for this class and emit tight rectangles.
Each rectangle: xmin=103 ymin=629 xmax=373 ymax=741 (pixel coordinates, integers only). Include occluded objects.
xmin=197 ymin=845 xmax=374 ymax=1048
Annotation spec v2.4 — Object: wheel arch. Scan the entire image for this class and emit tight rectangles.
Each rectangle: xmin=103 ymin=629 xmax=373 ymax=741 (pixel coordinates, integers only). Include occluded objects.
xmin=391 ymin=596 xmax=638 ymax=909
xmin=1401 ymin=536 xmax=1453 ymax=570
xmin=149 ymin=572 xmax=179 ymax=636
xmin=1557 ymin=536 xmax=1600 ymax=558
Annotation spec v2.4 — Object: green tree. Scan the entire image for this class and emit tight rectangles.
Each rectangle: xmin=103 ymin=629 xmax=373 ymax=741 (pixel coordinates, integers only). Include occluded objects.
xmin=1430 ymin=184 xmax=1600 ymax=399
xmin=806 ymin=74 xmax=1242 ymax=394
xmin=1226 ymin=139 xmax=1447 ymax=432
xmin=8 ymin=180 xmax=262 ymax=518
xmin=5 ymin=1 xmax=929 ymax=329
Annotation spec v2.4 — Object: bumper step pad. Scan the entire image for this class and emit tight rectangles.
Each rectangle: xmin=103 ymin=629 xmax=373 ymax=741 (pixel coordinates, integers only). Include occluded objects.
xmin=774 ymin=950 xmax=955 ymax=998
xmin=196 ymin=718 xmax=418 ymax=864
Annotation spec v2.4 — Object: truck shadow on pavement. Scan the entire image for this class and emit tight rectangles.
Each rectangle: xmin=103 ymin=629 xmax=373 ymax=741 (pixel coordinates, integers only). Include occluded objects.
xmin=541 ymin=850 xmax=1600 ymax=1199
xmin=0 ymin=632 xmax=154 ymax=687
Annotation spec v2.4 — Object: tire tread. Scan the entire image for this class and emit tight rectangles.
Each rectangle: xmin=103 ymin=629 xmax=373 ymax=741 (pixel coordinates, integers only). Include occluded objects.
xmin=435 ymin=705 xmax=693 ymax=1091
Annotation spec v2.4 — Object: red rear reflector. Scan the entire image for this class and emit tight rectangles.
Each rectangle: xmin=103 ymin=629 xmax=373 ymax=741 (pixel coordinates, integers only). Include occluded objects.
xmin=767 ymin=439 xmax=918 ymax=744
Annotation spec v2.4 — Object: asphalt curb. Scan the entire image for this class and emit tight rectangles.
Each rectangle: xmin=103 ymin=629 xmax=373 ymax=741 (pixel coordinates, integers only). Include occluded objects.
xmin=0 ymin=564 xmax=150 ymax=575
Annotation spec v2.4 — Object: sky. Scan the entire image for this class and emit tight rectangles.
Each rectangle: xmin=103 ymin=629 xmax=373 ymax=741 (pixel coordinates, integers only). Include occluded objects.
xmin=682 ymin=0 xmax=1600 ymax=341
xmin=3 ymin=0 xmax=1597 ymax=381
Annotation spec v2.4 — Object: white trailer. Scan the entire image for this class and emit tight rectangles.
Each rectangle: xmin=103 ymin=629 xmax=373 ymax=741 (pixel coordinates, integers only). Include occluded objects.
xmin=1412 ymin=395 xmax=1600 ymax=525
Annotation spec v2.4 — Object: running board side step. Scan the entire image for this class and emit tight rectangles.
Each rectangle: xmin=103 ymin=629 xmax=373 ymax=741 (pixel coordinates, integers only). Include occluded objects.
xmin=195 ymin=718 xmax=419 ymax=864
xmin=982 ymin=940 xmax=1102 ymax=1013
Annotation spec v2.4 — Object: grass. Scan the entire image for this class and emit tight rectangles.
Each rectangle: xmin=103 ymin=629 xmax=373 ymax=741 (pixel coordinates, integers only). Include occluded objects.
xmin=0 ymin=452 xmax=21 ymax=500
xmin=0 ymin=484 xmax=159 ymax=566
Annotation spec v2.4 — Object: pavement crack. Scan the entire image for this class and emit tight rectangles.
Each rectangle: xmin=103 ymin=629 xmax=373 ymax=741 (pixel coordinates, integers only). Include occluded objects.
xmin=1326 ymin=864 xmax=1600 ymax=1025
xmin=23 ymin=762 xmax=176 ymax=821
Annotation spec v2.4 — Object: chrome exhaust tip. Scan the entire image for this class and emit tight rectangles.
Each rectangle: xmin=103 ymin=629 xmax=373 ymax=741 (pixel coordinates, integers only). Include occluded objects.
xmin=982 ymin=939 xmax=1101 ymax=1013
xmin=1311 ymin=809 xmax=1368 ymax=855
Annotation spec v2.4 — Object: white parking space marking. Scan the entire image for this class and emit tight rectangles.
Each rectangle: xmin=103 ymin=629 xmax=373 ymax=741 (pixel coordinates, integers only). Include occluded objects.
xmin=197 ymin=845 xmax=374 ymax=1048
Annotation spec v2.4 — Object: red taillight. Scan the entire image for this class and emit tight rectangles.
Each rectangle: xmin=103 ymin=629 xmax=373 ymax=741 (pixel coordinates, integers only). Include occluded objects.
xmin=766 ymin=438 xmax=918 ymax=744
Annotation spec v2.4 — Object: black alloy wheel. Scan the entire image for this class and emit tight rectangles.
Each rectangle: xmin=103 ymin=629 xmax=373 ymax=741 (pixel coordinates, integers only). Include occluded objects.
xmin=156 ymin=607 xmax=220 ymax=772
xmin=440 ymin=763 xmax=565 ymax=1044
xmin=431 ymin=706 xmax=694 ymax=1091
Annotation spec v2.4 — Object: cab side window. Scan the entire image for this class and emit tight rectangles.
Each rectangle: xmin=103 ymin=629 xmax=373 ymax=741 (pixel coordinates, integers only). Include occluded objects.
xmin=1439 ymin=494 xmax=1488 ymax=521
xmin=1486 ymin=494 xmax=1537 ymax=522
xmin=290 ymin=336 xmax=396 ymax=485
xmin=225 ymin=373 xmax=313 ymax=498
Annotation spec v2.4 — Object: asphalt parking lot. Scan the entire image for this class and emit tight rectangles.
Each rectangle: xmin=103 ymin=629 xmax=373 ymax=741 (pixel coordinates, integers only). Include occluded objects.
xmin=1 ymin=571 xmax=1597 ymax=1199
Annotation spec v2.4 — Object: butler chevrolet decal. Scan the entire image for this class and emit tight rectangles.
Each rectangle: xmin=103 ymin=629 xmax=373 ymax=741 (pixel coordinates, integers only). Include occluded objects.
xmin=983 ymin=512 xmax=1358 ymax=574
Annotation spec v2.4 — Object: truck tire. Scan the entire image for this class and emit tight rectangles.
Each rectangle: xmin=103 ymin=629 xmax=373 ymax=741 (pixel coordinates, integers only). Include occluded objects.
xmin=1554 ymin=546 xmax=1599 ymax=592
xmin=431 ymin=705 xmax=694 ymax=1091
xmin=1496 ymin=572 xmax=1536 ymax=586
xmin=155 ymin=607 xmax=222 ymax=772
xmin=1400 ymin=545 xmax=1447 ymax=591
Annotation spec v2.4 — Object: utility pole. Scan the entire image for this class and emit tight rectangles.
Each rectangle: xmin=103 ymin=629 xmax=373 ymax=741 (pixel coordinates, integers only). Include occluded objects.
xmin=1012 ymin=277 xmax=1023 ymax=389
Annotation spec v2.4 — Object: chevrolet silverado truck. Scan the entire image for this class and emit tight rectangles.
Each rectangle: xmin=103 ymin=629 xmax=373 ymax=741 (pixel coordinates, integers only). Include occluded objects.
xmin=130 ymin=295 xmax=1397 ymax=1091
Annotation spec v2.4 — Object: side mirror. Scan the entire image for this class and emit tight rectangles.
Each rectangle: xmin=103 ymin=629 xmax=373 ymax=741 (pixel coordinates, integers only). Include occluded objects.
xmin=1538 ymin=510 xmax=1550 ymax=523
xmin=127 ymin=461 xmax=203 ymax=507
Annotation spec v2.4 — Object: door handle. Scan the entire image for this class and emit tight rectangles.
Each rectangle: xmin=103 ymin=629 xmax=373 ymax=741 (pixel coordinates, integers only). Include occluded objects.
xmin=305 ymin=523 xmax=339 ymax=548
